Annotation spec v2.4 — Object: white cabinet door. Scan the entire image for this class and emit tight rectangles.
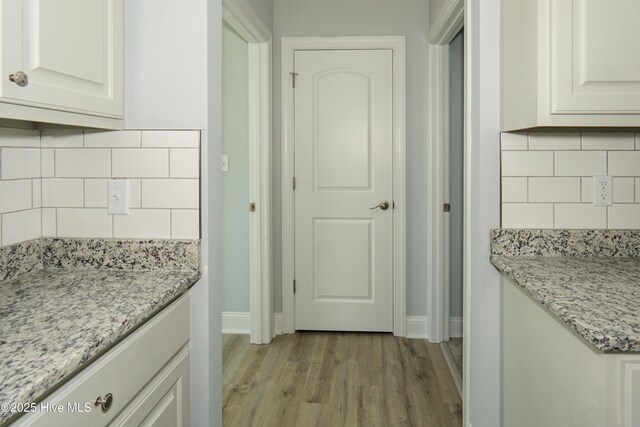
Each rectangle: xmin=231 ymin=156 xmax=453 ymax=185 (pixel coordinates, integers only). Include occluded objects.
xmin=552 ymin=0 xmax=640 ymax=114
xmin=111 ymin=347 xmax=190 ymax=427
xmin=1 ymin=0 xmax=123 ymax=118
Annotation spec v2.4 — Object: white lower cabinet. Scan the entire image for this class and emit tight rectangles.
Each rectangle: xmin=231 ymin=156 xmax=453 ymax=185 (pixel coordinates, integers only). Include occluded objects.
xmin=502 ymin=277 xmax=640 ymax=427
xmin=12 ymin=295 xmax=190 ymax=427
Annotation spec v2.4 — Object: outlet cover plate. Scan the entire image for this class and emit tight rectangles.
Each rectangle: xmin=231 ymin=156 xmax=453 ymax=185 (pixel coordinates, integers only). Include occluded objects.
xmin=593 ymin=175 xmax=613 ymax=206
xmin=108 ymin=179 xmax=130 ymax=215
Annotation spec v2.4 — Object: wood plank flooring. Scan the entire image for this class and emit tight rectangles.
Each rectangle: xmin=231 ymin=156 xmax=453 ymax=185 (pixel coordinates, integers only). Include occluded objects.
xmin=223 ymin=332 xmax=462 ymax=426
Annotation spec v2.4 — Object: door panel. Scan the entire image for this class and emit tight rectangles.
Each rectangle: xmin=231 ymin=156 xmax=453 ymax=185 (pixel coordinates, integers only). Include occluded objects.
xmin=294 ymin=49 xmax=393 ymax=332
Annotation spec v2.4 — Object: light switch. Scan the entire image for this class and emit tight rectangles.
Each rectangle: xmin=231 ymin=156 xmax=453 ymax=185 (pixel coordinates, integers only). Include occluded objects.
xmin=108 ymin=179 xmax=129 ymax=215
xmin=221 ymin=155 xmax=229 ymax=172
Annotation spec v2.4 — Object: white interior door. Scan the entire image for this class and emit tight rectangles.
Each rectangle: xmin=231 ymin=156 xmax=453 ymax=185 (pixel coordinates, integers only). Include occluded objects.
xmin=294 ymin=49 xmax=393 ymax=332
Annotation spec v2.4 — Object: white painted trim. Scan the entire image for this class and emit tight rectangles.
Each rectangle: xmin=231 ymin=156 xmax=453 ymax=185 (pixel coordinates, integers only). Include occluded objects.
xmin=428 ymin=0 xmax=464 ymax=45
xmin=222 ymin=312 xmax=251 ymax=334
xmin=280 ymin=36 xmax=407 ymax=336
xmin=426 ymin=44 xmax=448 ymax=343
xmin=222 ymin=0 xmax=270 ymax=43
xmin=223 ymin=0 xmax=273 ymax=345
xmin=405 ymin=316 xmax=463 ymax=340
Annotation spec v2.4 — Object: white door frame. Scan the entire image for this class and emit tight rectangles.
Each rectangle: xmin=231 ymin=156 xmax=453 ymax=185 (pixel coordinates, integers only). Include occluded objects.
xmin=280 ymin=36 xmax=406 ymax=336
xmin=222 ymin=0 xmax=273 ymax=344
xmin=426 ymin=0 xmax=464 ymax=343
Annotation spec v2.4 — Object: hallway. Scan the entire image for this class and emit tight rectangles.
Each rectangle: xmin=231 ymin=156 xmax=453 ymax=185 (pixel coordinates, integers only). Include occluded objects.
xmin=223 ymin=332 xmax=462 ymax=426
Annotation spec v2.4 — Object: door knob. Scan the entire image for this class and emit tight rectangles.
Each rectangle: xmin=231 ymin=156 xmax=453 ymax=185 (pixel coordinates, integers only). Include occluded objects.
xmin=8 ymin=71 xmax=28 ymax=87
xmin=370 ymin=201 xmax=390 ymax=211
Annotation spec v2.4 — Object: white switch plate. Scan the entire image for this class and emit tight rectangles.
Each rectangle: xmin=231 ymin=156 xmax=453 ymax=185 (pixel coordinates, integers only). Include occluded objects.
xmin=108 ymin=179 xmax=130 ymax=215
xmin=593 ymin=175 xmax=613 ymax=206
xmin=221 ymin=155 xmax=229 ymax=172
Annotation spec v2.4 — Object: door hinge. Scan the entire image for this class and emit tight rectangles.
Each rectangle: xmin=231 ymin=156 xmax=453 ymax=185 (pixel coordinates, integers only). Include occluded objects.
xmin=443 ymin=203 xmax=451 ymax=212
xmin=293 ymin=279 xmax=297 ymax=294
xmin=293 ymin=177 xmax=296 ymax=191
xmin=290 ymin=72 xmax=298 ymax=88
xmin=249 ymin=202 xmax=256 ymax=212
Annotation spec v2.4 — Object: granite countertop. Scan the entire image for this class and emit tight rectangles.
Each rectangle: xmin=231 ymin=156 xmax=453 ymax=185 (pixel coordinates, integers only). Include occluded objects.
xmin=490 ymin=229 xmax=640 ymax=353
xmin=0 ymin=238 xmax=200 ymax=426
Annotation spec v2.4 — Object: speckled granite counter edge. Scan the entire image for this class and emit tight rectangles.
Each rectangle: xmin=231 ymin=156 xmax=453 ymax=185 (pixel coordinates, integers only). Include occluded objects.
xmin=491 ymin=228 xmax=640 ymax=257
xmin=0 ymin=238 xmax=200 ymax=282
xmin=41 ymin=238 xmax=200 ymax=272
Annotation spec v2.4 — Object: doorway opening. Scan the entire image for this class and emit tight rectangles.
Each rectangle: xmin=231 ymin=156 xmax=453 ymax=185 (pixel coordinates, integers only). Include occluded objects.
xmin=221 ymin=0 xmax=273 ymax=344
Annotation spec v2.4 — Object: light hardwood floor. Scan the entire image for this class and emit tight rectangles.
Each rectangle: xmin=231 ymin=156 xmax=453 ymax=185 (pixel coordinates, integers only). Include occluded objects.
xmin=223 ymin=332 xmax=462 ymax=426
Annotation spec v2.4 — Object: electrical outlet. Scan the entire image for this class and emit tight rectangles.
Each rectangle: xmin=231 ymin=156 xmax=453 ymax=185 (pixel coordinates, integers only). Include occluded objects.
xmin=221 ymin=155 xmax=229 ymax=172
xmin=108 ymin=179 xmax=130 ymax=215
xmin=593 ymin=176 xmax=612 ymax=206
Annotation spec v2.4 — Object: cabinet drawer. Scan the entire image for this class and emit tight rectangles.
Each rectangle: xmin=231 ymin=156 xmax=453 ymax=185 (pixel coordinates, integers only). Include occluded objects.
xmin=12 ymin=294 xmax=189 ymax=427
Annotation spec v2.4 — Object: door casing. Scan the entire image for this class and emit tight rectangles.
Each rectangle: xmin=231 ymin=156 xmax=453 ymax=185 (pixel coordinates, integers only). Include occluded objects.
xmin=280 ymin=36 xmax=406 ymax=336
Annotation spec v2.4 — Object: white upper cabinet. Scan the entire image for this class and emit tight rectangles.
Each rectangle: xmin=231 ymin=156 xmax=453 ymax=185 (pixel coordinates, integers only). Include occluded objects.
xmin=502 ymin=0 xmax=640 ymax=131
xmin=0 ymin=0 xmax=123 ymax=128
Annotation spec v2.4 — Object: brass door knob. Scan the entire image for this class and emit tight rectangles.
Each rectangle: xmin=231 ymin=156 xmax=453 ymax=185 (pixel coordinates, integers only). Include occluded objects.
xmin=8 ymin=71 xmax=28 ymax=87
xmin=95 ymin=393 xmax=113 ymax=412
xmin=369 ymin=201 xmax=390 ymax=211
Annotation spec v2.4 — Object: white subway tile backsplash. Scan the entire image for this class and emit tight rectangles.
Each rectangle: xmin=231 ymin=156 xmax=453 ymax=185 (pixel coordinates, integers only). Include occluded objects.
xmin=84 ymin=130 xmax=141 ymax=147
xmin=84 ymin=179 xmax=108 ymax=208
xmin=581 ymin=177 xmax=593 ymax=203
xmin=613 ymin=178 xmax=635 ymax=203
xmin=113 ymin=209 xmax=171 ymax=239
xmin=57 ymin=208 xmax=112 ymax=238
xmin=112 ymin=149 xmax=169 ymax=178
xmin=502 ymin=151 xmax=554 ymax=176
xmin=42 ymin=179 xmax=84 ymax=207
xmin=0 ymin=180 xmax=32 ymax=213
xmin=554 ymin=204 xmax=607 ymax=229
xmin=636 ymin=134 xmax=640 ymax=150
xmin=42 ymin=208 xmax=56 ymax=237
xmin=142 ymin=179 xmax=199 ymax=209
xmin=582 ymin=133 xmax=635 ymax=150
xmin=171 ymin=209 xmax=199 ymax=239
xmin=501 ymin=133 xmax=527 ymax=150
xmin=170 ymin=149 xmax=199 ymax=178
xmin=0 ymin=129 xmax=40 ymax=147
xmin=502 ymin=203 xmax=554 ymax=228
xmin=555 ymin=151 xmax=606 ymax=176
xmin=608 ymin=205 xmax=640 ymax=229
xmin=2 ymin=209 xmax=41 ymax=246
xmin=41 ymin=149 xmax=55 ymax=177
xmin=502 ymin=177 xmax=528 ymax=203
xmin=528 ymin=177 xmax=580 ymax=203
xmin=142 ymin=131 xmax=200 ymax=148
xmin=529 ymin=133 xmax=580 ymax=150
xmin=32 ymin=179 xmax=41 ymax=208
xmin=636 ymin=178 xmax=640 ymax=202
xmin=1 ymin=148 xmax=41 ymax=179
xmin=56 ymin=149 xmax=110 ymax=178
xmin=40 ymin=130 xmax=83 ymax=147
xmin=608 ymin=151 xmax=640 ymax=176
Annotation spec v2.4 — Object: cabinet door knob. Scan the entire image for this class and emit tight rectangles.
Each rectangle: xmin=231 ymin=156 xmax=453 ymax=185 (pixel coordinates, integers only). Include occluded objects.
xmin=8 ymin=71 xmax=28 ymax=87
xmin=94 ymin=393 xmax=113 ymax=412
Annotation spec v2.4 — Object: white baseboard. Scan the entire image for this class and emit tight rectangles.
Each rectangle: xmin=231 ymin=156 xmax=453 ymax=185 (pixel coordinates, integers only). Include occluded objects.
xmin=274 ymin=313 xmax=283 ymax=335
xmin=406 ymin=316 xmax=429 ymax=339
xmin=405 ymin=316 xmax=463 ymax=339
xmin=222 ymin=312 xmax=250 ymax=334
xmin=224 ymin=312 xmax=462 ymax=339
xmin=449 ymin=316 xmax=463 ymax=338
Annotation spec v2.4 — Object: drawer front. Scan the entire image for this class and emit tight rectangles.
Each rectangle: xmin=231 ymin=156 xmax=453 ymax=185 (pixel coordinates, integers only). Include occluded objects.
xmin=12 ymin=294 xmax=189 ymax=427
